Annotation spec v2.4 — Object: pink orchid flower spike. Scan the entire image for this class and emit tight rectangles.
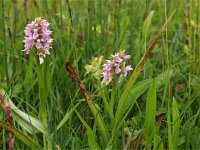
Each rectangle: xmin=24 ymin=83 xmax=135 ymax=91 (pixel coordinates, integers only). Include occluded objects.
xmin=23 ymin=17 xmax=53 ymax=64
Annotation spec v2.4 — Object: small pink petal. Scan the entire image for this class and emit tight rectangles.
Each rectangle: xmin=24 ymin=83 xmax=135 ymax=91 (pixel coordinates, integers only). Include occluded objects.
xmin=123 ymin=55 xmax=131 ymax=60
xmin=114 ymin=64 xmax=121 ymax=74
xmin=124 ymin=65 xmax=133 ymax=77
xmin=33 ymin=29 xmax=39 ymax=39
xmin=36 ymin=42 xmax=43 ymax=49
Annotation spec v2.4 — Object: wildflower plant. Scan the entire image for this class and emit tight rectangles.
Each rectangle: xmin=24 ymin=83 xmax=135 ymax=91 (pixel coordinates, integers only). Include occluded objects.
xmin=23 ymin=17 xmax=53 ymax=64
xmin=22 ymin=17 xmax=53 ymax=149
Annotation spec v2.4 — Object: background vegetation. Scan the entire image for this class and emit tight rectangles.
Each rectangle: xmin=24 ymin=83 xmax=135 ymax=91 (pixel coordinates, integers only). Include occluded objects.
xmin=0 ymin=0 xmax=200 ymax=149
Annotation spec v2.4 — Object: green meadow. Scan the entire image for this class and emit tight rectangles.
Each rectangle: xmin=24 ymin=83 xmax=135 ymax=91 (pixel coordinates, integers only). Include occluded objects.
xmin=0 ymin=0 xmax=200 ymax=149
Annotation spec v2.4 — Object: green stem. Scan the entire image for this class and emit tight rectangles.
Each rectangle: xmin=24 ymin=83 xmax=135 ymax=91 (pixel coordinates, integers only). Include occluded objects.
xmin=110 ymin=81 xmax=119 ymax=149
xmin=100 ymin=87 xmax=112 ymax=120
xmin=38 ymin=62 xmax=51 ymax=149
xmin=38 ymin=65 xmax=47 ymax=149
xmin=110 ymin=82 xmax=117 ymax=127
xmin=2 ymin=0 xmax=9 ymax=86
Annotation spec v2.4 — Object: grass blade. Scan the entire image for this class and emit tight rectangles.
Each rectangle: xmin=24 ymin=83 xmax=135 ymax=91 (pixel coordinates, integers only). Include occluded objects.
xmin=56 ymin=102 xmax=80 ymax=131
xmin=123 ymin=78 xmax=153 ymax=113
xmin=153 ymin=134 xmax=163 ymax=150
xmin=167 ymin=103 xmax=173 ymax=149
xmin=172 ymin=97 xmax=180 ymax=149
xmin=145 ymin=82 xmax=156 ymax=149
xmin=75 ymin=110 xmax=100 ymax=149
xmin=0 ymin=121 xmax=41 ymax=149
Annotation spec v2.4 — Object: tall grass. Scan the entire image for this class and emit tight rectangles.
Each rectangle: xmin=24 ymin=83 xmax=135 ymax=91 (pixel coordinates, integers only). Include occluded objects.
xmin=0 ymin=0 xmax=200 ymax=149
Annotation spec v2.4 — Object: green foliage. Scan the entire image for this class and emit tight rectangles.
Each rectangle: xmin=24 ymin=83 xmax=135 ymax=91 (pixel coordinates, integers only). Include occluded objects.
xmin=56 ymin=102 xmax=80 ymax=131
xmin=124 ymin=78 xmax=153 ymax=113
xmin=172 ymin=97 xmax=180 ymax=149
xmin=168 ymin=97 xmax=180 ymax=149
xmin=9 ymin=99 xmax=44 ymax=134
xmin=0 ymin=121 xmax=41 ymax=149
xmin=75 ymin=110 xmax=100 ymax=149
xmin=153 ymin=134 xmax=163 ymax=150
xmin=0 ymin=0 xmax=200 ymax=149
xmin=145 ymin=82 xmax=156 ymax=149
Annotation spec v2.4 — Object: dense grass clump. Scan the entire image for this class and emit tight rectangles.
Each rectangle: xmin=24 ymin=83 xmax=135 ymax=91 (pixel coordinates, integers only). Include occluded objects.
xmin=0 ymin=0 xmax=200 ymax=149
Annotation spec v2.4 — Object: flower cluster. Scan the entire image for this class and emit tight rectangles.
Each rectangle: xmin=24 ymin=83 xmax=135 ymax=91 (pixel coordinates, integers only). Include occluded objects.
xmin=23 ymin=17 xmax=53 ymax=64
xmin=102 ymin=50 xmax=133 ymax=84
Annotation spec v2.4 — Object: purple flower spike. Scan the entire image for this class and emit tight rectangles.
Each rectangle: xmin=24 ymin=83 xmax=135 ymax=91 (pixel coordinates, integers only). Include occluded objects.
xmin=23 ymin=17 xmax=53 ymax=64
xmin=102 ymin=50 xmax=133 ymax=84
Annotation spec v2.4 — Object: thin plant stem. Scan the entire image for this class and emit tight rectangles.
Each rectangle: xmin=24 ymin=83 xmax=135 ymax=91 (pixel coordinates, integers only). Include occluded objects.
xmin=110 ymin=82 xmax=117 ymax=127
xmin=33 ymin=48 xmax=51 ymax=149
xmin=38 ymin=64 xmax=48 ymax=149
xmin=1 ymin=0 xmax=9 ymax=86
